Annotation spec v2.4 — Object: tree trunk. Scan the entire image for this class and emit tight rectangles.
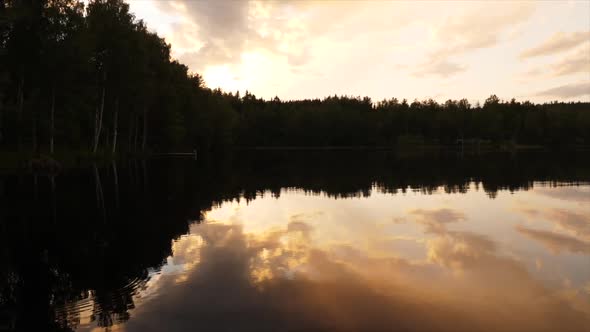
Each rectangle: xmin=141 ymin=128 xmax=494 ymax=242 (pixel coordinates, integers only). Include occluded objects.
xmin=133 ymin=114 xmax=139 ymax=152
xmin=0 ymin=92 xmax=4 ymax=144
xmin=134 ymin=159 xmax=140 ymax=188
xmin=33 ymin=174 xmax=38 ymax=199
xmin=49 ymin=86 xmax=55 ymax=154
xmin=93 ymin=82 xmax=105 ymax=154
xmin=17 ymin=77 xmax=24 ymax=152
xmin=93 ymin=106 xmax=98 ymax=151
xmin=50 ymin=175 xmax=56 ymax=224
xmin=112 ymin=97 xmax=118 ymax=155
xmin=32 ymin=105 xmax=37 ymax=154
xmin=93 ymin=164 xmax=106 ymax=223
xmin=142 ymin=106 xmax=147 ymax=151
xmin=142 ymin=159 xmax=148 ymax=193
xmin=112 ymin=161 xmax=119 ymax=208
xmin=128 ymin=113 xmax=134 ymax=152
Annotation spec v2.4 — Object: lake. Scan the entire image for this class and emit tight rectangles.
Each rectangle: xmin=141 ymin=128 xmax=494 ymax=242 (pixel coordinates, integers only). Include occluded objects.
xmin=1 ymin=151 xmax=589 ymax=332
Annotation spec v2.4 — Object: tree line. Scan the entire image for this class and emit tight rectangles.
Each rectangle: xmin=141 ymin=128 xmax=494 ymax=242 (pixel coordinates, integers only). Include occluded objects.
xmin=1 ymin=0 xmax=589 ymax=157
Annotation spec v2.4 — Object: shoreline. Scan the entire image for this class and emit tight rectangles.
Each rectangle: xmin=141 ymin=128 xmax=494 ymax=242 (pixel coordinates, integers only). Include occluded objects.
xmin=1 ymin=143 xmax=589 ymax=171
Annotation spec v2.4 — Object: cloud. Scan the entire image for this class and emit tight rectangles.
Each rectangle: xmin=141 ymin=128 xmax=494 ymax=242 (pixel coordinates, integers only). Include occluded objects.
xmin=513 ymin=202 xmax=590 ymax=254
xmin=413 ymin=59 xmax=467 ymax=78
xmin=552 ymin=47 xmax=590 ymax=76
xmin=433 ymin=3 xmax=535 ymax=58
xmin=520 ymin=31 xmax=590 ymax=58
xmin=124 ymin=1 xmax=590 ymax=102
xmin=147 ymin=1 xmax=536 ymax=80
xmin=408 ymin=208 xmax=466 ymax=234
xmin=415 ymin=3 xmax=535 ymax=78
xmin=147 ymin=1 xmax=311 ymax=72
xmin=547 ymin=209 xmax=590 ymax=240
xmin=521 ymin=42 xmax=589 ymax=80
xmin=516 ymin=225 xmax=590 ymax=254
xmin=427 ymin=231 xmax=497 ymax=270
xmin=513 ymin=203 xmax=590 ymax=241
xmin=116 ymin=220 xmax=590 ymax=332
xmin=535 ymin=81 xmax=590 ymax=98
xmin=535 ymin=186 xmax=590 ymax=203
xmin=289 ymin=211 xmax=324 ymax=223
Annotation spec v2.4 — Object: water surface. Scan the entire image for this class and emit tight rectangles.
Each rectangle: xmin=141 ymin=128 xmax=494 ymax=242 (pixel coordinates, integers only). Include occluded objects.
xmin=1 ymin=152 xmax=589 ymax=332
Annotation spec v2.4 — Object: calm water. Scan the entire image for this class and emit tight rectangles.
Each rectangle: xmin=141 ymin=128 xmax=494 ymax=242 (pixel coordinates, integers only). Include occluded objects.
xmin=1 ymin=152 xmax=589 ymax=332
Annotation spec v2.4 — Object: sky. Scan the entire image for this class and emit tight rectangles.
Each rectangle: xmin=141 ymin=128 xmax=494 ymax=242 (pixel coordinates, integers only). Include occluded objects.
xmin=124 ymin=0 xmax=590 ymax=103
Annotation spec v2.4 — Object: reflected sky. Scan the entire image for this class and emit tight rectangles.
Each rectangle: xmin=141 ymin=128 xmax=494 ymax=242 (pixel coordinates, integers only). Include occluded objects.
xmin=78 ymin=183 xmax=590 ymax=332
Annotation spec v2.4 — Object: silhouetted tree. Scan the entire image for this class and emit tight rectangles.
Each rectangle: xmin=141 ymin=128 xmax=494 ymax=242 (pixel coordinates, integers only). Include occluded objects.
xmin=0 ymin=1 xmax=588 ymax=157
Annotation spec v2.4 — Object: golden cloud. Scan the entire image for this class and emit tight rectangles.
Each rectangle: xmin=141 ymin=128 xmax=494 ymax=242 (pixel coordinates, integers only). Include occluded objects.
xmin=120 ymin=219 xmax=590 ymax=332
xmin=516 ymin=225 xmax=590 ymax=254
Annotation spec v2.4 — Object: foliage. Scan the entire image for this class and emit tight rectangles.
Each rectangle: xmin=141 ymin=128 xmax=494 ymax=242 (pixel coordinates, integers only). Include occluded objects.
xmin=0 ymin=0 xmax=588 ymax=156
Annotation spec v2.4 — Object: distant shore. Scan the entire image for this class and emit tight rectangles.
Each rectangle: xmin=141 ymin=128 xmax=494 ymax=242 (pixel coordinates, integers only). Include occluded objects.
xmin=1 ymin=143 xmax=589 ymax=172
xmin=235 ymin=143 xmax=590 ymax=152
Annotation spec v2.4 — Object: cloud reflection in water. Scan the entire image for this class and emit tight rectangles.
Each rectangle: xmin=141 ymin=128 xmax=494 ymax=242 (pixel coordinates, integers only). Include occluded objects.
xmin=120 ymin=200 xmax=590 ymax=332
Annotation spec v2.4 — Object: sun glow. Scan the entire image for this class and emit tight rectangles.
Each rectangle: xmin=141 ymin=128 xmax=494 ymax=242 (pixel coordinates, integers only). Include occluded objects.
xmin=125 ymin=1 xmax=590 ymax=102
xmin=202 ymin=52 xmax=277 ymax=94
xmin=203 ymin=65 xmax=241 ymax=91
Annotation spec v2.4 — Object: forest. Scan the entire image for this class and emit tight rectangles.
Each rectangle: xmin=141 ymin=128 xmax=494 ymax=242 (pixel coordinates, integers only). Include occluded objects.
xmin=1 ymin=0 xmax=589 ymax=159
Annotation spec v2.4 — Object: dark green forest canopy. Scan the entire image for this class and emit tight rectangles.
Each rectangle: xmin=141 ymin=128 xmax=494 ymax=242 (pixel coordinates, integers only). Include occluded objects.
xmin=1 ymin=0 xmax=589 ymax=155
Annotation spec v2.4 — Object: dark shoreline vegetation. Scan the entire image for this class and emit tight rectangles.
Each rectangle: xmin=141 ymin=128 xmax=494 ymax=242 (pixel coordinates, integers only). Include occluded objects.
xmin=1 ymin=151 xmax=590 ymax=330
xmin=1 ymin=0 xmax=590 ymax=170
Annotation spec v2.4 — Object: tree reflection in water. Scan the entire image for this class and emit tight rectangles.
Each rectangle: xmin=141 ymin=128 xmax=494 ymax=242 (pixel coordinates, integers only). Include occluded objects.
xmin=0 ymin=151 xmax=588 ymax=331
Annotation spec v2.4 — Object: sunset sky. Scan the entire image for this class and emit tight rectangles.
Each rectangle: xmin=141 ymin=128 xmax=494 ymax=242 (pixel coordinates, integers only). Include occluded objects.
xmin=124 ymin=0 xmax=590 ymax=103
